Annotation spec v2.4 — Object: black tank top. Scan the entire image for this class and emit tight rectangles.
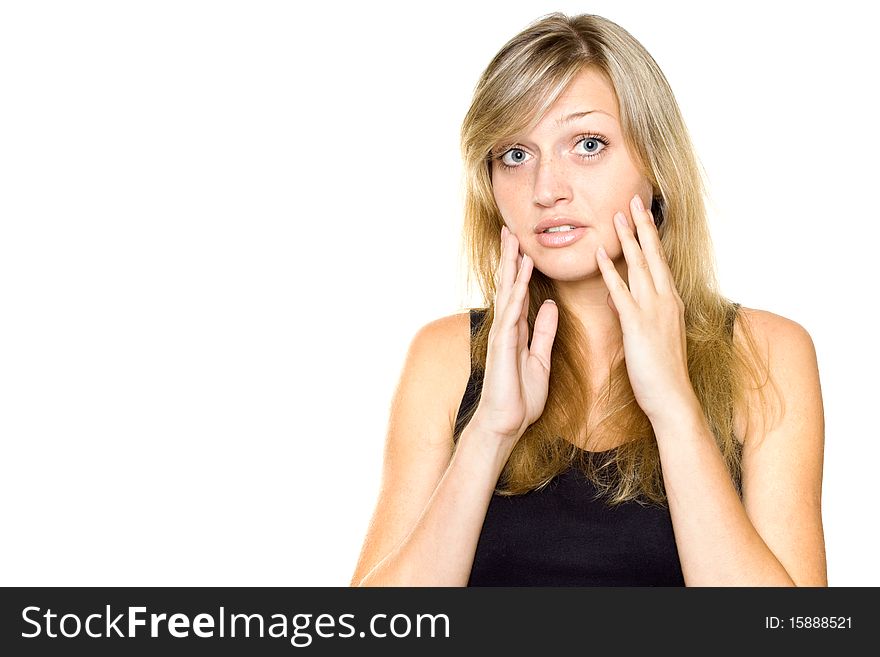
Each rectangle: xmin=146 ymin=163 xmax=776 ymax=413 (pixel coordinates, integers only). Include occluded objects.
xmin=453 ymin=304 xmax=740 ymax=586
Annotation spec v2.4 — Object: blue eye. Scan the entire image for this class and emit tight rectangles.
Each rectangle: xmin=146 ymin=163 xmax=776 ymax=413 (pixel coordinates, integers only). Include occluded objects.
xmin=500 ymin=148 xmax=529 ymax=167
xmin=577 ymin=136 xmax=606 ymax=156
xmin=493 ymin=132 xmax=610 ymax=171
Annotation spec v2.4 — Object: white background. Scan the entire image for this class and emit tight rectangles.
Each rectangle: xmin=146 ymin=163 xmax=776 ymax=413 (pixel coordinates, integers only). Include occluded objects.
xmin=1 ymin=1 xmax=877 ymax=586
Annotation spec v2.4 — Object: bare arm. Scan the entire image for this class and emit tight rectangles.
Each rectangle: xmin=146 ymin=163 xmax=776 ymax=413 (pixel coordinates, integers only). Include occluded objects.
xmin=654 ymin=309 xmax=826 ymax=586
xmin=349 ymin=311 xmax=517 ymax=587
xmin=352 ymin=226 xmax=558 ymax=586
xmin=348 ymin=313 xmax=509 ymax=587
xmin=355 ymin=421 xmax=513 ymax=586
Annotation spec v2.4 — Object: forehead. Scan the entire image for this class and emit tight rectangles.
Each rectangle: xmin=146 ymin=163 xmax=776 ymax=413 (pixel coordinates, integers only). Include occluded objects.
xmin=536 ymin=68 xmax=620 ymax=128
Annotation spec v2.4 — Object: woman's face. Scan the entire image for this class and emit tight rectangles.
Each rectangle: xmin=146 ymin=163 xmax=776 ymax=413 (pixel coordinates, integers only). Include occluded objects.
xmin=490 ymin=68 xmax=653 ymax=282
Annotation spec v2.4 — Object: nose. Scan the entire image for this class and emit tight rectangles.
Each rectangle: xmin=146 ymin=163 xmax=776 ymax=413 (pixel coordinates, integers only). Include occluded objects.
xmin=532 ymin=156 xmax=572 ymax=207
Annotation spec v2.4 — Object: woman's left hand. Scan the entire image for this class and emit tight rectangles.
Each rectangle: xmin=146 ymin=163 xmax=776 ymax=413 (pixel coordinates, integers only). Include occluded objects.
xmin=595 ymin=194 xmax=697 ymax=425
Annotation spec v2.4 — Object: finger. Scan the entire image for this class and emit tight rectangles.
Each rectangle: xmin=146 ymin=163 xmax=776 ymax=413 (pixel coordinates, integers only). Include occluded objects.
xmin=613 ymin=210 xmax=656 ymax=301
xmin=606 ymin=292 xmax=617 ymax=315
xmin=500 ymin=252 xmax=532 ymax=337
xmin=493 ymin=225 xmax=505 ymax=290
xmin=518 ymin=258 xmax=529 ymax=348
xmin=498 ymin=227 xmax=520 ymax=313
xmin=629 ymin=194 xmax=674 ymax=294
xmin=596 ymin=246 xmax=636 ymax=318
xmin=493 ymin=226 xmax=503 ymax=302
xmin=529 ymin=299 xmax=558 ymax=372
xmin=494 ymin=226 xmax=513 ymax=320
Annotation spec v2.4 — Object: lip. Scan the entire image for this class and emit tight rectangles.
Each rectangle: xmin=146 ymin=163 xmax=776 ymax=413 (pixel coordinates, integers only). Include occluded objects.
xmin=533 ymin=216 xmax=588 ymax=234
xmin=535 ymin=226 xmax=588 ymax=248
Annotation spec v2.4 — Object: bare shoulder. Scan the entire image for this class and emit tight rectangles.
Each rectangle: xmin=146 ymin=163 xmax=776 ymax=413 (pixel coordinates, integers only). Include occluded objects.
xmin=731 ymin=305 xmax=819 ymax=394
xmin=405 ymin=310 xmax=474 ymax=433
xmin=731 ymin=306 xmax=820 ymax=445
xmin=733 ymin=305 xmax=816 ymax=352
xmin=349 ymin=310 xmax=473 ymax=585
xmin=729 ymin=305 xmax=827 ymax=585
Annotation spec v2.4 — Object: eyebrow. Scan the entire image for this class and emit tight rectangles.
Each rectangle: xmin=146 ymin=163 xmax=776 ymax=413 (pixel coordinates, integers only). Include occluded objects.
xmin=554 ymin=110 xmax=614 ymax=126
xmin=490 ymin=109 xmax=616 ymax=156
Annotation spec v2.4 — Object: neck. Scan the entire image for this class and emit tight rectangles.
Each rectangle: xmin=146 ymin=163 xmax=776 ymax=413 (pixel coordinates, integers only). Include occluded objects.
xmin=551 ymin=255 xmax=628 ymax=364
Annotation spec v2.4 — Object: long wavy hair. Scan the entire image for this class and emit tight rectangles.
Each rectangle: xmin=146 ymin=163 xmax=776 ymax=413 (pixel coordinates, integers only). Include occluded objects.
xmin=456 ymin=12 xmax=782 ymax=506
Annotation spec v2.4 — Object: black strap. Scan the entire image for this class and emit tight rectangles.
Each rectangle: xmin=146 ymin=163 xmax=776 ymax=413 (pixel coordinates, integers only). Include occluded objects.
xmin=453 ymin=309 xmax=487 ymax=441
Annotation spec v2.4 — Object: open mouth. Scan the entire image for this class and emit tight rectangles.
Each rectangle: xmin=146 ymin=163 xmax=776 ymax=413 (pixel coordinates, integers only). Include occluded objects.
xmin=535 ymin=226 xmax=587 ymax=247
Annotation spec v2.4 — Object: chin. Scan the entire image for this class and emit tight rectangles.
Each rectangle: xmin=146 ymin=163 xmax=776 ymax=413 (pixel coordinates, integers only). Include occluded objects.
xmin=534 ymin=263 xmax=601 ymax=282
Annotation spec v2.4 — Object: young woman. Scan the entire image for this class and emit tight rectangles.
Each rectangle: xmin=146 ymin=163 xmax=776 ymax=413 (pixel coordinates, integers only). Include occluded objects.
xmin=351 ymin=12 xmax=826 ymax=586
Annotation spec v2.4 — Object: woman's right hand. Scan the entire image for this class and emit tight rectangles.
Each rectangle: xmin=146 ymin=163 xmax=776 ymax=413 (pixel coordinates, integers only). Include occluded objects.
xmin=470 ymin=225 xmax=559 ymax=445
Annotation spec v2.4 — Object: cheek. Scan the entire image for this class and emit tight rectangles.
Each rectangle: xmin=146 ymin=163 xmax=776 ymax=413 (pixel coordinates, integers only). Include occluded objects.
xmin=491 ymin=181 xmax=521 ymax=215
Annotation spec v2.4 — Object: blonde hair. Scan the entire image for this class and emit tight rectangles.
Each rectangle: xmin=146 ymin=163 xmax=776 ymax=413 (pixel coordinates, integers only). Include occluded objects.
xmin=456 ymin=12 xmax=782 ymax=505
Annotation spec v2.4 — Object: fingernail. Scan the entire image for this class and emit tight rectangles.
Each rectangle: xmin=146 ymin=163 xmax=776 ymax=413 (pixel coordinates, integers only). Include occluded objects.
xmin=544 ymin=299 xmax=556 ymax=305
xmin=633 ymin=194 xmax=644 ymax=211
xmin=615 ymin=212 xmax=628 ymax=228
xmin=501 ymin=225 xmax=508 ymax=239
xmin=597 ymin=246 xmax=608 ymax=260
